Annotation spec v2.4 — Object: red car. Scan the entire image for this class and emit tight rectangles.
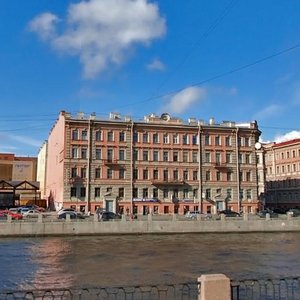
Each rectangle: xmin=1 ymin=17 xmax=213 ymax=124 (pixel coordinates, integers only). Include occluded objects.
xmin=0 ymin=210 xmax=23 ymax=220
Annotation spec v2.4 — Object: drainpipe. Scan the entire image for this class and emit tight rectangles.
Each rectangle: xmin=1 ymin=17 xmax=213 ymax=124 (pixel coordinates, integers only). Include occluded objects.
xmin=130 ymin=120 xmax=134 ymax=215
xmin=198 ymin=123 xmax=202 ymax=212
xmin=86 ymin=117 xmax=92 ymax=214
xmin=235 ymin=128 xmax=240 ymax=213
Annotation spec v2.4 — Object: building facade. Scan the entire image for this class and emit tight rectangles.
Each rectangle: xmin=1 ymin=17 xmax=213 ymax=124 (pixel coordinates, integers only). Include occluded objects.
xmin=264 ymin=138 xmax=300 ymax=209
xmin=41 ymin=111 xmax=262 ymax=215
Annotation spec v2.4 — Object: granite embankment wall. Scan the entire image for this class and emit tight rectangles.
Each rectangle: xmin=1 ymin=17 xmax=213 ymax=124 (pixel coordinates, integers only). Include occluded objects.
xmin=1 ymin=215 xmax=300 ymax=237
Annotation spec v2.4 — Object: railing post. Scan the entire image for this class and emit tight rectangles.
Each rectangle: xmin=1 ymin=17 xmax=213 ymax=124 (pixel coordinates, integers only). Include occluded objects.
xmin=172 ymin=213 xmax=177 ymax=221
xmin=7 ymin=214 xmax=12 ymax=223
xmin=121 ymin=214 xmax=126 ymax=222
xmin=147 ymin=213 xmax=152 ymax=222
xmin=266 ymin=213 xmax=270 ymax=221
xmin=221 ymin=214 xmax=226 ymax=221
xmin=37 ymin=214 xmax=43 ymax=223
xmin=94 ymin=213 xmax=98 ymax=222
xmin=66 ymin=214 xmax=71 ymax=222
xmin=198 ymin=274 xmax=231 ymax=300
xmin=243 ymin=212 xmax=248 ymax=221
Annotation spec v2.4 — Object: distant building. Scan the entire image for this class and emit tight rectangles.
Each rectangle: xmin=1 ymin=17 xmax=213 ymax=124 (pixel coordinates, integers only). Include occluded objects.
xmin=0 ymin=153 xmax=39 ymax=208
xmin=264 ymin=138 xmax=300 ymax=209
xmin=40 ymin=111 xmax=262 ymax=215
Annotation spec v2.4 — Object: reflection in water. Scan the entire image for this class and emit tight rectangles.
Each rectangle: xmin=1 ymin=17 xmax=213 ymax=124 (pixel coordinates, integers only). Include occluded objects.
xmin=0 ymin=233 xmax=300 ymax=290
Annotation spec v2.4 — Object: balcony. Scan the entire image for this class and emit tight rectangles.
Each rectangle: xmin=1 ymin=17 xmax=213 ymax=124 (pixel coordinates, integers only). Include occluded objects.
xmin=151 ymin=179 xmax=185 ymax=186
xmin=103 ymin=159 xmax=119 ymax=165
xmin=213 ymin=162 xmax=229 ymax=169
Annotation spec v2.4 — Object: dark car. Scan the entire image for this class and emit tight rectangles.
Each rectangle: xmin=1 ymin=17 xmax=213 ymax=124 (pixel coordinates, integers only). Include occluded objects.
xmin=58 ymin=211 xmax=85 ymax=220
xmin=219 ymin=210 xmax=240 ymax=217
xmin=99 ymin=212 xmax=121 ymax=221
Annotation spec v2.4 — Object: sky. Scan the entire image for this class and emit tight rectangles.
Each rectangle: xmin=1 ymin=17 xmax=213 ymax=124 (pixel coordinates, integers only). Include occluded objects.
xmin=1 ymin=0 xmax=300 ymax=156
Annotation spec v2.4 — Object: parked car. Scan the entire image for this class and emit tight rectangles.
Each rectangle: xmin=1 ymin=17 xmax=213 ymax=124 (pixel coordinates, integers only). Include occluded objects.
xmin=58 ymin=211 xmax=85 ymax=219
xmin=58 ymin=208 xmax=76 ymax=215
xmin=257 ymin=210 xmax=278 ymax=218
xmin=0 ymin=211 xmax=7 ymax=220
xmin=23 ymin=210 xmax=42 ymax=218
xmin=219 ymin=210 xmax=241 ymax=217
xmin=185 ymin=211 xmax=212 ymax=220
xmin=287 ymin=209 xmax=300 ymax=217
xmin=99 ymin=212 xmax=121 ymax=221
xmin=0 ymin=210 xmax=23 ymax=220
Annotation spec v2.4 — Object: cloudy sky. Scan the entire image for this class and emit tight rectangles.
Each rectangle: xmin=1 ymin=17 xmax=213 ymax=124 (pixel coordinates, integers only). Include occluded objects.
xmin=1 ymin=0 xmax=300 ymax=155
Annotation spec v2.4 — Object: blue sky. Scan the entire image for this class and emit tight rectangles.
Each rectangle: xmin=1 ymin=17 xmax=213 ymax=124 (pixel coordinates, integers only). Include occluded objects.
xmin=1 ymin=0 xmax=300 ymax=156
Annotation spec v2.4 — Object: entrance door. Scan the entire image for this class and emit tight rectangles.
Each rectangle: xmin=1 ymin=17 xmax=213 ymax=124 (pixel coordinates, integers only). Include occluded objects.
xmin=216 ymin=201 xmax=225 ymax=211
xmin=106 ymin=200 xmax=114 ymax=212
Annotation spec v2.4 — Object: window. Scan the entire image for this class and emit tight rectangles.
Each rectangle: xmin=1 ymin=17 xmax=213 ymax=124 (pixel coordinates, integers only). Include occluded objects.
xmin=153 ymin=169 xmax=159 ymax=179
xmin=80 ymin=187 xmax=86 ymax=198
xmin=95 ymin=168 xmax=101 ymax=179
xmin=143 ymin=169 xmax=148 ymax=180
xmin=206 ymin=171 xmax=211 ymax=181
xmin=153 ymin=133 xmax=159 ymax=144
xmin=71 ymin=167 xmax=77 ymax=178
xmin=119 ymin=149 xmax=125 ymax=161
xmin=108 ymin=131 xmax=114 ymax=142
xmin=133 ymin=149 xmax=138 ymax=161
xmin=106 ymin=187 xmax=112 ymax=193
xmin=71 ymin=187 xmax=77 ymax=197
xmin=153 ymin=150 xmax=159 ymax=161
xmin=81 ymin=148 xmax=87 ymax=159
xmin=133 ymin=188 xmax=138 ymax=198
xmin=173 ymin=151 xmax=178 ymax=162
xmin=216 ymin=152 xmax=221 ymax=163
xmin=245 ymin=153 xmax=250 ymax=164
xmin=119 ymin=168 xmax=125 ymax=179
xmin=183 ymin=189 xmax=188 ymax=199
xmin=119 ymin=131 xmax=125 ymax=142
xmin=226 ymin=189 xmax=232 ymax=200
xmin=143 ymin=132 xmax=148 ymax=143
xmin=143 ymin=188 xmax=148 ymax=198
xmin=163 ymin=189 xmax=168 ymax=198
xmin=245 ymin=137 xmax=250 ymax=147
xmin=118 ymin=188 xmax=124 ymax=199
xmin=193 ymin=189 xmax=198 ymax=198
xmin=183 ymin=151 xmax=188 ymax=162
xmin=173 ymin=134 xmax=179 ymax=144
xmin=106 ymin=149 xmax=113 ymax=162
xmin=246 ymin=171 xmax=251 ymax=181
xmin=153 ymin=188 xmax=158 ymax=198
xmin=133 ymin=132 xmax=138 ymax=143
xmin=192 ymin=135 xmax=198 ymax=145
xmin=184 ymin=170 xmax=189 ymax=180
xmin=163 ymin=170 xmax=168 ymax=181
xmin=173 ymin=170 xmax=178 ymax=180
xmin=72 ymin=147 xmax=78 ymax=158
xmin=183 ymin=134 xmax=188 ymax=145
xmin=192 ymin=151 xmax=198 ymax=162
xmin=81 ymin=168 xmax=86 ymax=178
xmin=193 ymin=170 xmax=198 ymax=180
xmin=216 ymin=171 xmax=221 ymax=181
xmin=95 ymin=130 xmax=102 ymax=141
xmin=238 ymin=154 xmax=243 ymax=164
xmin=227 ymin=171 xmax=232 ymax=181
xmin=163 ymin=134 xmax=169 ymax=144
xmin=143 ymin=150 xmax=149 ymax=161
xmin=205 ymin=152 xmax=211 ymax=163
xmin=225 ymin=136 xmax=231 ymax=146
xmin=95 ymin=148 xmax=101 ymax=160
xmin=107 ymin=168 xmax=113 ymax=179
xmin=82 ymin=130 xmax=88 ymax=140
xmin=205 ymin=135 xmax=210 ymax=145
xmin=72 ymin=130 xmax=78 ymax=140
xmin=226 ymin=152 xmax=232 ymax=163
xmin=95 ymin=187 xmax=100 ymax=197
xmin=246 ymin=189 xmax=252 ymax=200
xmin=215 ymin=136 xmax=220 ymax=146
xmin=238 ymin=137 xmax=242 ymax=147
xmin=163 ymin=151 xmax=168 ymax=162
xmin=205 ymin=189 xmax=211 ymax=199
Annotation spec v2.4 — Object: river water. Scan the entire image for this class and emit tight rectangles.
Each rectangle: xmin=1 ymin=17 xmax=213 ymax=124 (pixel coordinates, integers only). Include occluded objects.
xmin=1 ymin=233 xmax=300 ymax=290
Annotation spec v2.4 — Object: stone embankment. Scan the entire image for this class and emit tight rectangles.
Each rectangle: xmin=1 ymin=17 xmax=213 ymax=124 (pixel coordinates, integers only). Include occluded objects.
xmin=0 ymin=213 xmax=300 ymax=237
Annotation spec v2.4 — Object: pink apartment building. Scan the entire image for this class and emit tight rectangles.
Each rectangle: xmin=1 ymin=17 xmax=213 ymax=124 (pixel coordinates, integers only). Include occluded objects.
xmin=39 ymin=111 xmax=262 ymax=215
xmin=264 ymin=138 xmax=300 ymax=209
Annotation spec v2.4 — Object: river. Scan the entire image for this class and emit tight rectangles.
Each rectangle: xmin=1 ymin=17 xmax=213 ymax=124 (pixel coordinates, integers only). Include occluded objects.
xmin=0 ymin=232 xmax=300 ymax=290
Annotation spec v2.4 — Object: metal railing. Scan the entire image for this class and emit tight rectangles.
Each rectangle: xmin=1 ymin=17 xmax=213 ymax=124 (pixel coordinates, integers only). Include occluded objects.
xmin=231 ymin=277 xmax=300 ymax=300
xmin=0 ymin=282 xmax=199 ymax=300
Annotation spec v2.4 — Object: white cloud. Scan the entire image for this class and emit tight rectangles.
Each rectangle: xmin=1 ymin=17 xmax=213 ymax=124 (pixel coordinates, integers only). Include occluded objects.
xmin=274 ymin=131 xmax=300 ymax=143
xmin=253 ymin=104 xmax=282 ymax=120
xmin=28 ymin=12 xmax=59 ymax=40
xmin=163 ymin=86 xmax=206 ymax=114
xmin=10 ymin=135 xmax=42 ymax=148
xmin=146 ymin=58 xmax=166 ymax=71
xmin=28 ymin=0 xmax=166 ymax=78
